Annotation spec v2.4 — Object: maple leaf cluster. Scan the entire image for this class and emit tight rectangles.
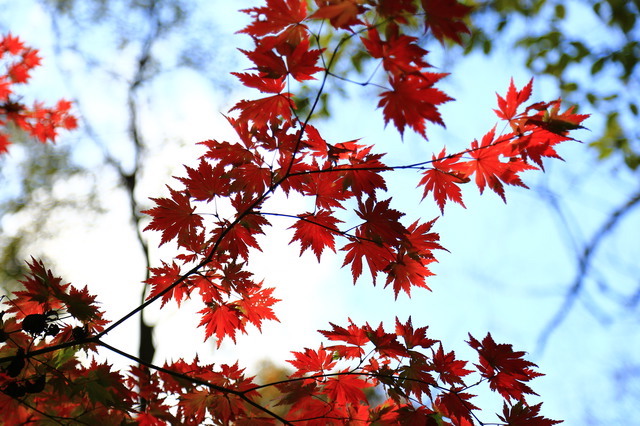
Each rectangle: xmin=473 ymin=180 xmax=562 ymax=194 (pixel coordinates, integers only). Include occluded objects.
xmin=0 ymin=0 xmax=587 ymax=424
xmin=0 ymin=33 xmax=78 ymax=153
xmin=0 ymin=259 xmax=113 ymax=423
xmin=418 ymin=79 xmax=588 ymax=213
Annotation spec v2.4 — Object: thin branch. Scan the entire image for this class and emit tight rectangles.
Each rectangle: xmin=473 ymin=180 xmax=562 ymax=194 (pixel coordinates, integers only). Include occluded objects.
xmin=97 ymin=339 xmax=294 ymax=425
xmin=537 ymin=186 xmax=640 ymax=351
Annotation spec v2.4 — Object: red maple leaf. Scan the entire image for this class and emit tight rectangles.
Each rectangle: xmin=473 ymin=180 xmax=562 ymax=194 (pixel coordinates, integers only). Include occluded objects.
xmin=418 ymin=148 xmax=469 ymax=213
xmin=179 ymin=389 xmax=214 ymax=424
xmin=0 ymin=132 xmax=11 ymax=153
xmin=1 ymin=33 xmax=26 ymax=55
xmin=11 ymin=258 xmax=68 ymax=316
xmin=177 ymin=160 xmax=230 ymax=201
xmin=404 ymin=219 xmax=446 ymax=256
xmin=285 ymin=38 xmax=324 ymax=81
xmin=430 ymin=344 xmax=473 ymax=386
xmin=198 ymin=302 xmax=243 ymax=346
xmin=289 ymin=209 xmax=343 ymax=260
xmin=460 ymin=128 xmax=536 ymax=202
xmin=364 ymin=322 xmax=409 ymax=359
xmin=355 ymin=197 xmax=406 ymax=245
xmin=229 ymin=162 xmax=273 ymax=196
xmin=143 ymin=186 xmax=203 ymax=246
xmin=434 ymin=390 xmax=479 ymax=425
xmin=383 ymin=252 xmax=434 ymax=298
xmin=421 ymin=0 xmax=473 ymax=44
xmin=323 ymin=372 xmax=371 ymax=406
xmin=498 ymin=401 xmax=563 ymax=426
xmin=236 ymin=285 xmax=280 ymax=331
xmin=211 ymin=218 xmax=263 ymax=261
xmin=468 ymin=333 xmax=543 ymax=402
xmin=395 ymin=317 xmax=437 ymax=350
xmin=200 ymin=139 xmax=254 ymax=167
xmin=494 ymin=78 xmax=534 ymax=122
xmin=230 ymin=92 xmax=294 ymax=128
xmin=361 ymin=27 xmax=430 ymax=77
xmin=145 ymin=261 xmax=188 ymax=307
xmin=239 ymin=0 xmax=308 ymax=37
xmin=241 ymin=46 xmax=288 ymax=79
xmin=310 ymin=0 xmax=366 ymax=30
xmin=525 ymin=101 xmax=589 ymax=136
xmin=288 ymin=346 xmax=336 ymax=376
xmin=301 ymin=171 xmax=353 ymax=210
xmin=60 ymin=285 xmax=105 ymax=326
xmin=378 ymin=73 xmax=452 ymax=138
xmin=0 ymin=76 xmax=11 ymax=101
xmin=336 ymin=149 xmax=388 ymax=199
xmin=341 ymin=230 xmax=395 ymax=283
xmin=231 ymin=72 xmax=285 ymax=93
xmin=319 ymin=319 xmax=369 ymax=359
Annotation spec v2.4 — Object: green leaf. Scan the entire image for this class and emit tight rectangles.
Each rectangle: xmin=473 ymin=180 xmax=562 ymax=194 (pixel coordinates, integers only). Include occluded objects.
xmin=50 ymin=345 xmax=79 ymax=369
xmin=591 ymin=57 xmax=606 ymax=75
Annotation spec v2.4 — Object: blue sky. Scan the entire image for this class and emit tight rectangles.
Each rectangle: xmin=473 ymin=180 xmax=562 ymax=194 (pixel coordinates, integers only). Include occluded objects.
xmin=1 ymin=1 xmax=639 ymax=424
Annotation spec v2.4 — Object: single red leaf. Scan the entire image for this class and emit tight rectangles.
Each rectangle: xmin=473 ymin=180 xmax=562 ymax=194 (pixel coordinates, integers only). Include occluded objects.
xmin=11 ymin=258 xmax=68 ymax=316
xmin=361 ymin=27 xmax=430 ymax=77
xmin=319 ymin=319 xmax=369 ymax=359
xmin=301 ymin=171 xmax=353 ymax=210
xmin=198 ymin=302 xmax=243 ymax=346
xmin=288 ymin=347 xmax=336 ymax=377
xmin=355 ymin=197 xmax=406 ymax=245
xmin=239 ymin=0 xmax=308 ymax=37
xmin=236 ymin=285 xmax=280 ymax=331
xmin=231 ymin=72 xmax=285 ymax=93
xmin=59 ymin=285 xmax=105 ymax=327
xmin=240 ymin=47 xmax=288 ymax=79
xmin=421 ymin=0 xmax=473 ymax=44
xmin=289 ymin=210 xmax=343 ymax=260
xmin=494 ymin=78 xmax=534 ymax=121
xmin=323 ymin=372 xmax=371 ymax=406
xmin=524 ymin=102 xmax=589 ymax=136
xmin=434 ymin=390 xmax=479 ymax=425
xmin=498 ymin=401 xmax=563 ymax=426
xmin=179 ymin=389 xmax=214 ymax=424
xmin=336 ymin=149 xmax=388 ymax=200
xmin=431 ymin=344 xmax=473 ymax=387
xmin=1 ymin=33 xmax=26 ymax=55
xmin=200 ymin=139 xmax=254 ymax=166
xmin=397 ymin=357 xmax=436 ymax=400
xmin=145 ymin=261 xmax=188 ymax=307
xmin=230 ymin=93 xmax=294 ymax=128
xmin=229 ymin=162 xmax=273 ymax=196
xmin=404 ymin=219 xmax=446 ymax=256
xmin=210 ymin=218 xmax=263 ymax=261
xmin=460 ymin=128 xmax=536 ymax=202
xmin=143 ymin=187 xmax=203 ymax=246
xmin=378 ymin=73 xmax=452 ymax=138
xmin=341 ymin=231 xmax=395 ymax=283
xmin=364 ymin=322 xmax=409 ymax=359
xmin=285 ymin=38 xmax=324 ymax=81
xmin=418 ymin=148 xmax=469 ymax=213
xmin=177 ymin=160 xmax=230 ymax=201
xmin=383 ymin=252 xmax=434 ymax=298
xmin=468 ymin=333 xmax=543 ymax=402
xmin=395 ymin=317 xmax=437 ymax=350
xmin=310 ymin=0 xmax=366 ymax=29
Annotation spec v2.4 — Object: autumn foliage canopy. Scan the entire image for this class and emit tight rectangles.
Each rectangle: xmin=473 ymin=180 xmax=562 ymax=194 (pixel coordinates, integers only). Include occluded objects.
xmin=0 ymin=1 xmax=587 ymax=424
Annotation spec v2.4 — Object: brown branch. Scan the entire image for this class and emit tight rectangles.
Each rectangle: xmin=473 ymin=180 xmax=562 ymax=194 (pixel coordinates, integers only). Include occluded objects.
xmin=96 ymin=340 xmax=294 ymax=425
